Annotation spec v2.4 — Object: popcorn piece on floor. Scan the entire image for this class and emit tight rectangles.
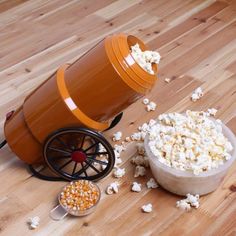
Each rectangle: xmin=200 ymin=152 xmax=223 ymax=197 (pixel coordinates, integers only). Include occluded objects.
xmin=176 ymin=193 xmax=200 ymax=211
xmin=146 ymin=101 xmax=157 ymax=111
xmin=176 ymin=200 xmax=191 ymax=211
xmin=131 ymin=182 xmax=142 ymax=192
xmin=207 ymin=108 xmax=218 ymax=117
xmin=101 ymin=159 xmax=108 ymax=171
xmin=98 ymin=144 xmax=106 ymax=153
xmin=146 ymin=178 xmax=159 ymax=189
xmin=112 ymin=131 xmax=122 ymax=141
xmin=114 ymin=144 xmax=126 ymax=154
xmin=138 ymin=123 xmax=149 ymax=132
xmin=164 ymin=78 xmax=171 ymax=83
xmin=136 ymin=143 xmax=146 ymax=155
xmin=125 ymin=136 xmax=131 ymax=142
xmin=28 ymin=216 xmax=40 ymax=230
xmin=143 ymin=98 xmax=150 ymax=105
xmin=106 ymin=182 xmax=119 ymax=195
xmin=186 ymin=193 xmax=200 ymax=208
xmin=131 ymin=132 xmax=142 ymax=141
xmin=114 ymin=149 xmax=120 ymax=159
xmin=113 ymin=167 xmax=125 ymax=178
xmin=148 ymin=119 xmax=156 ymax=127
xmin=131 ymin=155 xmax=149 ymax=167
xmin=141 ymin=203 xmax=152 ymax=213
xmin=115 ymin=157 xmax=122 ymax=167
xmin=191 ymin=87 xmax=203 ymax=102
xmin=134 ymin=165 xmax=146 ymax=177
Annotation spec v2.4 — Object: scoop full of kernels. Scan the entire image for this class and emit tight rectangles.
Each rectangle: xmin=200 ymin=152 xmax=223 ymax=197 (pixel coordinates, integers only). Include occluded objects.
xmin=59 ymin=180 xmax=100 ymax=214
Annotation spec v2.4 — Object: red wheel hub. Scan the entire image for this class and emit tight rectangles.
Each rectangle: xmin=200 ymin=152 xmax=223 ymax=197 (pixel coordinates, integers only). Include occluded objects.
xmin=71 ymin=151 xmax=87 ymax=163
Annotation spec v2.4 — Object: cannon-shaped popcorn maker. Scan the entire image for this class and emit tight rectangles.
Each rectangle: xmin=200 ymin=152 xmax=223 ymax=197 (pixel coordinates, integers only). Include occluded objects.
xmin=1 ymin=33 xmax=158 ymax=181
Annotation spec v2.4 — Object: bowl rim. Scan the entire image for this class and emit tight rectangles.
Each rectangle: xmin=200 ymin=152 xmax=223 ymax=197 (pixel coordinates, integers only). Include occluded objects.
xmin=144 ymin=118 xmax=236 ymax=178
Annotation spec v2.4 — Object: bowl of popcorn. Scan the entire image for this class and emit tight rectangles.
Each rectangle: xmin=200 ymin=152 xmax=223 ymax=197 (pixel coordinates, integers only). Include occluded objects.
xmin=144 ymin=110 xmax=236 ymax=196
xmin=50 ymin=180 xmax=101 ymax=220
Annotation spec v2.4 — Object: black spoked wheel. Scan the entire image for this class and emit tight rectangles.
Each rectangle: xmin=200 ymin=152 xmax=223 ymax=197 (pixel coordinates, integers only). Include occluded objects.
xmin=43 ymin=127 xmax=115 ymax=181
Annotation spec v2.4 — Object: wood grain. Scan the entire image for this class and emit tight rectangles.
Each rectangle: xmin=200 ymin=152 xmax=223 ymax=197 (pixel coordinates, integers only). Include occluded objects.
xmin=0 ymin=0 xmax=236 ymax=235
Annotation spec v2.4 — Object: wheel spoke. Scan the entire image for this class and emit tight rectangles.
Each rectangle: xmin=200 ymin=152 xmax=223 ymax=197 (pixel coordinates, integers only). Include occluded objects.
xmin=56 ymin=137 xmax=72 ymax=151
xmin=48 ymin=147 xmax=71 ymax=155
xmin=86 ymin=157 xmax=108 ymax=165
xmin=81 ymin=162 xmax=88 ymax=177
xmin=72 ymin=163 xmax=78 ymax=175
xmin=50 ymin=155 xmax=71 ymax=161
xmin=86 ymin=151 xmax=108 ymax=156
xmin=73 ymin=162 xmax=90 ymax=176
xmin=58 ymin=159 xmax=72 ymax=170
xmin=84 ymin=142 xmax=99 ymax=152
xmin=79 ymin=135 xmax=86 ymax=149
xmin=85 ymin=160 xmax=100 ymax=173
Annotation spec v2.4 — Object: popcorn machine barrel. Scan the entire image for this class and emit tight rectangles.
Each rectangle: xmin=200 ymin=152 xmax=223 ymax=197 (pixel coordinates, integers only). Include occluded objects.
xmin=3 ymin=33 xmax=158 ymax=181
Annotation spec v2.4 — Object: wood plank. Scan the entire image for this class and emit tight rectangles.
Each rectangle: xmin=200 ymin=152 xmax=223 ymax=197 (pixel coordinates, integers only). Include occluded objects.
xmin=0 ymin=0 xmax=29 ymax=13
xmin=159 ymin=21 xmax=236 ymax=78
xmin=148 ymin=1 xmax=228 ymax=49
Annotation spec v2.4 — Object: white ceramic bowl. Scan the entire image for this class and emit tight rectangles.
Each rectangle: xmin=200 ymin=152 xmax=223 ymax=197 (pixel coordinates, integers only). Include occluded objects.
xmin=144 ymin=120 xmax=236 ymax=196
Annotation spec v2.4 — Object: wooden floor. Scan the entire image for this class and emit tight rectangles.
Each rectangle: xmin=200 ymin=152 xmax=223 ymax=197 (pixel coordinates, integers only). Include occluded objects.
xmin=0 ymin=0 xmax=236 ymax=235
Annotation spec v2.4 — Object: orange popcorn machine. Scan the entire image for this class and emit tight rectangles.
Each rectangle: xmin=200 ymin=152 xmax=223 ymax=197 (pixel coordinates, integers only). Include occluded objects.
xmin=1 ymin=33 xmax=158 ymax=181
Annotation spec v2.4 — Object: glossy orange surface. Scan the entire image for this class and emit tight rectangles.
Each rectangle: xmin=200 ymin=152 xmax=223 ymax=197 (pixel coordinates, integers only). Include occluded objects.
xmin=4 ymin=33 xmax=158 ymax=164
xmin=4 ymin=106 xmax=42 ymax=164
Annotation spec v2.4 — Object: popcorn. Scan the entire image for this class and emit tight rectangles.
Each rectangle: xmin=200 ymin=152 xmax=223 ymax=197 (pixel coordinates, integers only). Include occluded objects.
xmin=134 ymin=165 xmax=146 ymax=177
xmin=191 ymin=87 xmax=203 ymax=102
xmin=141 ymin=203 xmax=152 ymax=213
xmin=147 ymin=111 xmax=233 ymax=175
xmin=146 ymin=178 xmax=158 ymax=189
xmin=143 ymin=98 xmax=150 ymax=105
xmin=136 ymin=143 xmax=146 ymax=156
xmin=148 ymin=119 xmax=156 ymax=127
xmin=98 ymin=144 xmax=106 ymax=153
xmin=138 ymin=123 xmax=149 ymax=132
xmin=106 ymin=182 xmax=119 ymax=195
xmin=28 ymin=216 xmax=40 ymax=230
xmin=131 ymin=43 xmax=161 ymax=74
xmin=131 ymin=132 xmax=142 ymax=141
xmin=125 ymin=136 xmax=131 ymax=142
xmin=115 ymin=156 xmax=122 ymax=167
xmin=207 ymin=108 xmax=218 ymax=117
xmin=140 ymin=131 xmax=147 ymax=140
xmin=114 ymin=144 xmax=126 ymax=154
xmin=164 ymin=78 xmax=171 ymax=83
xmin=113 ymin=131 xmax=122 ymax=141
xmin=131 ymin=182 xmax=142 ymax=192
xmin=146 ymin=101 xmax=157 ymax=111
xmin=114 ymin=150 xmax=120 ymax=159
xmin=131 ymin=155 xmax=149 ymax=167
xmin=176 ymin=200 xmax=191 ymax=211
xmin=186 ymin=193 xmax=200 ymax=208
xmin=176 ymin=194 xmax=200 ymax=211
xmin=143 ymin=98 xmax=157 ymax=111
xmin=101 ymin=159 xmax=108 ymax=170
xmin=113 ymin=167 xmax=125 ymax=178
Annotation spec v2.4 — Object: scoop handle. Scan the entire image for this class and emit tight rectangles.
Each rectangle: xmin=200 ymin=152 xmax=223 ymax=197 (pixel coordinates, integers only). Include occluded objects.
xmin=50 ymin=204 xmax=68 ymax=221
